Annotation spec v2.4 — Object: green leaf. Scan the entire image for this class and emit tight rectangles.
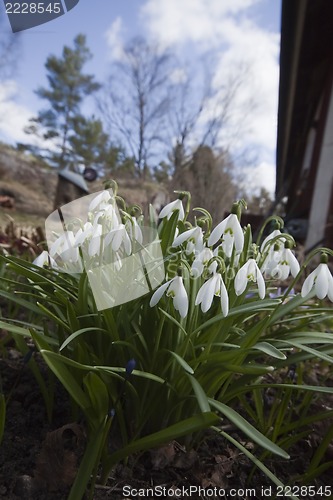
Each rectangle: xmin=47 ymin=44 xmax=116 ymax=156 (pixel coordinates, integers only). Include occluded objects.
xmin=191 ymin=299 xmax=280 ymax=334
xmin=103 ymin=412 xmax=220 ymax=476
xmin=278 ymin=340 xmax=333 ymax=364
xmin=209 ymin=399 xmax=289 ymax=459
xmin=60 ymin=327 xmax=109 ymax=351
xmin=253 ymin=342 xmax=286 ymax=360
xmin=0 ymin=290 xmax=43 ymax=315
xmin=38 ymin=350 xmax=90 ymax=410
xmin=187 ymin=375 xmax=210 ymax=412
xmin=83 ymin=372 xmax=109 ymax=423
xmin=168 ymin=351 xmax=194 ymax=374
xmin=213 ymin=428 xmax=297 ymax=497
xmin=69 ymin=416 xmax=112 ymax=500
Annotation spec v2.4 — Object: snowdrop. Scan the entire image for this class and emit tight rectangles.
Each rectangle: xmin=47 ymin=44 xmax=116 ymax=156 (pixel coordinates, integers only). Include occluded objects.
xmin=260 ymin=229 xmax=286 ymax=253
xmin=235 ymin=258 xmax=266 ymax=299
xmin=208 ymin=213 xmax=244 ymax=257
xmin=195 ymin=272 xmax=229 ymax=316
xmin=105 ymin=224 xmax=132 ymax=255
xmin=263 ymin=247 xmax=300 ymax=280
xmin=49 ymin=231 xmax=80 ymax=263
xmin=191 ymin=247 xmax=217 ymax=277
xmin=301 ymin=262 xmax=333 ymax=301
xmin=33 ymin=250 xmax=56 ymax=268
xmin=158 ymin=199 xmax=185 ymax=221
xmin=172 ymin=226 xmax=204 ymax=255
xmin=125 ymin=216 xmax=143 ymax=245
xmin=150 ymin=276 xmax=188 ymax=318
xmin=89 ymin=190 xmax=112 ymax=212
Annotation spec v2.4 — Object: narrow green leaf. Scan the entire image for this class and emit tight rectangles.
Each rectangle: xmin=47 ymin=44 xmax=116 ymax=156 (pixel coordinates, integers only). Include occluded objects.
xmin=103 ymin=412 xmax=219 ymax=475
xmin=60 ymin=327 xmax=108 ymax=351
xmin=83 ymin=372 xmax=109 ymax=422
xmin=213 ymin=428 xmax=297 ymax=498
xmin=168 ymin=350 xmax=194 ymax=374
xmin=69 ymin=417 xmax=111 ymax=500
xmin=39 ymin=350 xmax=90 ymax=410
xmin=192 ymin=299 xmax=280 ymax=334
xmin=278 ymin=340 xmax=333 ymax=364
xmin=253 ymin=342 xmax=286 ymax=360
xmin=187 ymin=375 xmax=210 ymax=412
xmin=209 ymin=399 xmax=289 ymax=458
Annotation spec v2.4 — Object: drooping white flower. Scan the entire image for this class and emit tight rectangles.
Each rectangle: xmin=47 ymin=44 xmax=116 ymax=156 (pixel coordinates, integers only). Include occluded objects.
xmin=149 ymin=276 xmax=188 ymax=317
xmin=33 ymin=250 xmax=56 ymax=268
xmin=74 ymin=222 xmax=94 ymax=247
xmin=49 ymin=231 xmax=80 ymax=263
xmin=191 ymin=247 xmax=216 ymax=277
xmin=260 ymin=229 xmax=286 ymax=253
xmin=88 ymin=224 xmax=103 ymax=257
xmin=235 ymin=258 xmax=266 ymax=299
xmin=262 ymin=247 xmax=300 ymax=280
xmin=125 ymin=216 xmax=143 ymax=245
xmin=195 ymin=272 xmax=229 ymax=316
xmin=208 ymin=214 xmax=244 ymax=257
xmin=89 ymin=190 xmax=112 ymax=212
xmin=97 ymin=203 xmax=120 ymax=229
xmin=104 ymin=224 xmax=132 ymax=255
xmin=158 ymin=199 xmax=185 ymax=221
xmin=172 ymin=226 xmax=204 ymax=255
xmin=301 ymin=263 xmax=333 ymax=301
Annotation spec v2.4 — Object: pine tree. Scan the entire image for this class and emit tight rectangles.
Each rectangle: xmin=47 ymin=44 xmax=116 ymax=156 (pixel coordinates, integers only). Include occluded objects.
xmin=25 ymin=34 xmax=100 ymax=169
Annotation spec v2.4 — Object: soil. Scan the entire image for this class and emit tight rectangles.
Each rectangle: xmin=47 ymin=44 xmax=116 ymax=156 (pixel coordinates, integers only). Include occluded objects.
xmin=1 ymin=342 xmax=333 ymax=500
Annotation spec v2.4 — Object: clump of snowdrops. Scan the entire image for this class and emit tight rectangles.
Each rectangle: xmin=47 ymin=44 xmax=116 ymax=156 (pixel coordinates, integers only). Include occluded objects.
xmin=1 ymin=185 xmax=333 ymax=499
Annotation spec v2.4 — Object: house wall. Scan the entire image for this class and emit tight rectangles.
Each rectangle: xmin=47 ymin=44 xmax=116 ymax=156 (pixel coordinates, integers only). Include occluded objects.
xmin=305 ymin=78 xmax=333 ymax=251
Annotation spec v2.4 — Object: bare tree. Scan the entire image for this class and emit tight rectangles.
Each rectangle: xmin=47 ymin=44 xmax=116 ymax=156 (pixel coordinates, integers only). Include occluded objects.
xmin=0 ymin=17 xmax=20 ymax=82
xmin=100 ymin=37 xmax=174 ymax=179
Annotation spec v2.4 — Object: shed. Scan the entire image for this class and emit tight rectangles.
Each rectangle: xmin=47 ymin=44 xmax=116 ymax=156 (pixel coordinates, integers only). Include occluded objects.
xmin=54 ymin=169 xmax=89 ymax=210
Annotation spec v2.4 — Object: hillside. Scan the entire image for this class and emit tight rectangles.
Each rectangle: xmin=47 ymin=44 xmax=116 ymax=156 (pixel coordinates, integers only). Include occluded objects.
xmin=0 ymin=144 xmax=169 ymax=229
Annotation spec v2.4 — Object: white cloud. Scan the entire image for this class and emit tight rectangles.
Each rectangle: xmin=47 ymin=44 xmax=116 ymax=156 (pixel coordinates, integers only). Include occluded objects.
xmin=141 ymin=0 xmax=261 ymax=48
xmin=240 ymin=161 xmax=276 ymax=197
xmin=141 ymin=0 xmax=280 ymax=178
xmin=105 ymin=17 xmax=125 ymax=61
xmin=0 ymin=80 xmax=34 ymax=144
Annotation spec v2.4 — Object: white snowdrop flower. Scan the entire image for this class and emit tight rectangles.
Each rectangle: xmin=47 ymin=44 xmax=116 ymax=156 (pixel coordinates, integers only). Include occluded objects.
xmin=88 ymin=190 xmax=112 ymax=212
xmin=260 ymin=229 xmax=286 ymax=253
xmin=261 ymin=248 xmax=283 ymax=278
xmin=235 ymin=258 xmax=266 ymax=299
xmin=33 ymin=250 xmax=56 ymax=268
xmin=88 ymin=224 xmax=103 ymax=257
xmin=105 ymin=224 xmax=132 ymax=255
xmin=125 ymin=217 xmax=143 ymax=245
xmin=208 ymin=214 xmax=244 ymax=257
xmin=195 ymin=272 xmax=229 ymax=316
xmin=74 ymin=222 xmax=94 ymax=247
xmin=97 ymin=203 xmax=120 ymax=229
xmin=172 ymin=226 xmax=204 ymax=255
xmin=301 ymin=263 xmax=333 ymax=301
xmin=158 ymin=199 xmax=185 ymax=221
xmin=265 ymin=248 xmax=300 ymax=280
xmin=191 ymin=247 xmax=216 ymax=277
xmin=150 ymin=276 xmax=188 ymax=318
xmin=49 ymin=231 xmax=80 ymax=263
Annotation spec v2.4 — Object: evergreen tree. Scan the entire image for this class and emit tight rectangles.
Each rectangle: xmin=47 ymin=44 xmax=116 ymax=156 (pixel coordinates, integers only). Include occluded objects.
xmin=25 ymin=34 xmax=100 ymax=169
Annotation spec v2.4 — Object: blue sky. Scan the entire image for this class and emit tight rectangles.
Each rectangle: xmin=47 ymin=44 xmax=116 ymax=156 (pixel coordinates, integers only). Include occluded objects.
xmin=0 ymin=0 xmax=282 ymax=195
